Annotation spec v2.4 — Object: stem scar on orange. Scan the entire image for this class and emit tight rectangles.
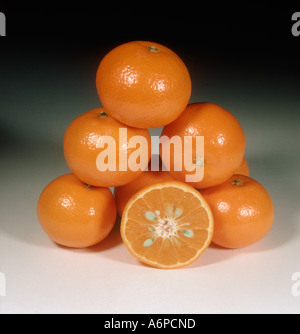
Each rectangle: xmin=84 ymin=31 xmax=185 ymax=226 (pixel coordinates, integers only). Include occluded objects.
xmin=37 ymin=174 xmax=117 ymax=248
xmin=96 ymin=41 xmax=192 ymax=129
xmin=160 ymin=102 xmax=246 ymax=189
xmin=200 ymin=175 xmax=274 ymax=249
xmin=63 ymin=108 xmax=151 ymax=187
xmin=120 ymin=181 xmax=214 ymax=269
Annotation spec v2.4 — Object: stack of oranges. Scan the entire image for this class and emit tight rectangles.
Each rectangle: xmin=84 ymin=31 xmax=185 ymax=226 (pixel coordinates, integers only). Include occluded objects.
xmin=37 ymin=41 xmax=274 ymax=269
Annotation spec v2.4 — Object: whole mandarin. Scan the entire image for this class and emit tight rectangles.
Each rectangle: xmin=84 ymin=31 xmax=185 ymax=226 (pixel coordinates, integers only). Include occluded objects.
xmin=37 ymin=174 xmax=117 ymax=248
xmin=200 ymin=175 xmax=274 ymax=248
xmin=63 ymin=108 xmax=151 ymax=187
xmin=160 ymin=102 xmax=246 ymax=189
xmin=96 ymin=41 xmax=191 ymax=128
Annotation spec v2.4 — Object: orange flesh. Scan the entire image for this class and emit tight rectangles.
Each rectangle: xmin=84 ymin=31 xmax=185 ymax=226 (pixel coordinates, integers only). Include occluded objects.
xmin=121 ymin=182 xmax=214 ymax=269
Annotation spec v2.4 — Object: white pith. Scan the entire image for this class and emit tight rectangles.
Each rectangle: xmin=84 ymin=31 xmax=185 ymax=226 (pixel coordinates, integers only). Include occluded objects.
xmin=146 ymin=206 xmax=191 ymax=241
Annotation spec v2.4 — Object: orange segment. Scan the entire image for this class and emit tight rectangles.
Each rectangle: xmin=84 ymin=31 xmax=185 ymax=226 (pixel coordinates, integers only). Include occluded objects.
xmin=120 ymin=181 xmax=214 ymax=269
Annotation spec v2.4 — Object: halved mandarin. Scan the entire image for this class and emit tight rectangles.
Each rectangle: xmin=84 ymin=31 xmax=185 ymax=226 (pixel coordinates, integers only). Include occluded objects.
xmin=120 ymin=181 xmax=214 ymax=269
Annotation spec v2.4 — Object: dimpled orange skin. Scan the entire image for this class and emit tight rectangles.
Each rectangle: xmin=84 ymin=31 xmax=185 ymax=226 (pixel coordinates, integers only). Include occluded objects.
xmin=37 ymin=174 xmax=117 ymax=248
xmin=200 ymin=175 xmax=274 ymax=249
xmin=96 ymin=41 xmax=192 ymax=129
xmin=63 ymin=108 xmax=151 ymax=187
xmin=115 ymin=168 xmax=176 ymax=217
xmin=160 ymin=102 xmax=246 ymax=189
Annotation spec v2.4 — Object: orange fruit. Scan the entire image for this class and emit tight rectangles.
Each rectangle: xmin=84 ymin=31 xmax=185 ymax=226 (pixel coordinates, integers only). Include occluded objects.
xmin=120 ymin=181 xmax=214 ymax=269
xmin=115 ymin=164 xmax=176 ymax=217
xmin=235 ymin=156 xmax=250 ymax=176
xmin=37 ymin=174 xmax=117 ymax=248
xmin=160 ymin=102 xmax=246 ymax=189
xmin=200 ymin=175 xmax=274 ymax=248
xmin=63 ymin=108 xmax=151 ymax=187
xmin=96 ymin=41 xmax=191 ymax=129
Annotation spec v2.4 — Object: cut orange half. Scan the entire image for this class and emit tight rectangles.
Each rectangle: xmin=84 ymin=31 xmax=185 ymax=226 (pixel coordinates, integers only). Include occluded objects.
xmin=120 ymin=181 xmax=214 ymax=269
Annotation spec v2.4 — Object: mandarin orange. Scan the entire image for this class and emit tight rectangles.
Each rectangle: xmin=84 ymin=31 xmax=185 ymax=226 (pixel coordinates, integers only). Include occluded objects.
xmin=63 ymin=108 xmax=151 ymax=187
xmin=160 ymin=102 xmax=246 ymax=189
xmin=121 ymin=181 xmax=214 ymax=269
xmin=37 ymin=174 xmax=117 ymax=248
xmin=200 ymin=175 xmax=274 ymax=248
xmin=96 ymin=41 xmax=191 ymax=129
